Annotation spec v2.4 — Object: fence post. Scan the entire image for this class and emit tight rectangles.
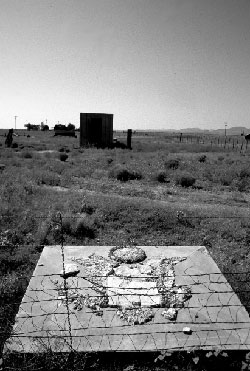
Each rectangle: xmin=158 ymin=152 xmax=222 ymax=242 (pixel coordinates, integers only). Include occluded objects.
xmin=127 ymin=129 xmax=132 ymax=150
xmin=59 ymin=213 xmax=73 ymax=351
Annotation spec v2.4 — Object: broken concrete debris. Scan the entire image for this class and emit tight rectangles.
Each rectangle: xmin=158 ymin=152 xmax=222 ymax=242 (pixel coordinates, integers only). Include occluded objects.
xmin=54 ymin=247 xmax=191 ymax=325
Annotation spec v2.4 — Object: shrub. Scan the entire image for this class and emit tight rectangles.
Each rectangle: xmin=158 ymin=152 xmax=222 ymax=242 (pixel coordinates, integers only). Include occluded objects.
xmin=218 ymin=156 xmax=224 ymax=161
xmin=156 ymin=171 xmax=169 ymax=183
xmin=175 ymin=173 xmax=196 ymax=187
xmin=198 ymin=155 xmax=207 ymax=163
xmin=219 ymin=175 xmax=233 ymax=186
xmin=11 ymin=143 xmax=18 ymax=148
xmin=239 ymin=168 xmax=250 ymax=179
xmin=109 ymin=165 xmax=142 ymax=181
xmin=59 ymin=153 xmax=68 ymax=162
xmin=236 ymin=178 xmax=250 ymax=192
xmin=0 ymin=273 xmax=25 ymax=302
xmin=58 ymin=147 xmax=65 ymax=152
xmin=22 ymin=151 xmax=33 ymax=159
xmin=217 ymin=168 xmax=237 ymax=186
xmin=36 ymin=171 xmax=61 ymax=186
xmin=107 ymin=157 xmax=113 ymax=165
xmin=165 ymin=158 xmax=179 ymax=170
xmin=74 ymin=217 xmax=96 ymax=239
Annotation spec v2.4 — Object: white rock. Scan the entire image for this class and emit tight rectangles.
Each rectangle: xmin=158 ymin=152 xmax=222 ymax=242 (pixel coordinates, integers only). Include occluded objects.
xmin=60 ymin=263 xmax=80 ymax=277
xmin=183 ymin=327 xmax=192 ymax=334
xmin=161 ymin=308 xmax=177 ymax=320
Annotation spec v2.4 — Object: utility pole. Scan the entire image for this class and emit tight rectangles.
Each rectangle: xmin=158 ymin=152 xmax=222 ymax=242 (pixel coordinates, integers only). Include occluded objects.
xmin=225 ymin=122 xmax=227 ymax=137
xmin=14 ymin=116 xmax=18 ymax=130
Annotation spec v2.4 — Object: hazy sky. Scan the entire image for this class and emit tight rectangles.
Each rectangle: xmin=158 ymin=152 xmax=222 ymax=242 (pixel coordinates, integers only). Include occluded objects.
xmin=1 ymin=0 xmax=250 ymax=130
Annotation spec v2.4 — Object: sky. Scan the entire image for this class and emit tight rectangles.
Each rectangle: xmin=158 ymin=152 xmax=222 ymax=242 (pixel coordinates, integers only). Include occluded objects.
xmin=1 ymin=0 xmax=250 ymax=130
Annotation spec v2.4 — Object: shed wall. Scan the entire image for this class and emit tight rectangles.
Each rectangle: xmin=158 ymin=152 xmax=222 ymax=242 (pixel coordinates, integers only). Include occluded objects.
xmin=80 ymin=113 xmax=113 ymax=147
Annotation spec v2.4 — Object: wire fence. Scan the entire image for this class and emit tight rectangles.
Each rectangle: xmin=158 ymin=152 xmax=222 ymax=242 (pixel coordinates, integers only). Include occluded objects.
xmin=116 ymin=131 xmax=250 ymax=152
xmin=1 ymin=213 xmax=250 ymax=370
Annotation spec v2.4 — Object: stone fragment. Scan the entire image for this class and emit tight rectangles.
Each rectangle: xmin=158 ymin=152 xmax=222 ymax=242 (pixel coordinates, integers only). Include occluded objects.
xmin=60 ymin=263 xmax=80 ymax=278
xmin=183 ymin=327 xmax=192 ymax=335
xmin=161 ymin=308 xmax=177 ymax=320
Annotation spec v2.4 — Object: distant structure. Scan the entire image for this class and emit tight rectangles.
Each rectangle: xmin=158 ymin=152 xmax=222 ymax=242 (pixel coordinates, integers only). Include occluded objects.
xmin=54 ymin=123 xmax=76 ymax=137
xmin=24 ymin=123 xmax=40 ymax=131
xmin=80 ymin=113 xmax=113 ymax=147
xmin=245 ymin=134 xmax=250 ymax=142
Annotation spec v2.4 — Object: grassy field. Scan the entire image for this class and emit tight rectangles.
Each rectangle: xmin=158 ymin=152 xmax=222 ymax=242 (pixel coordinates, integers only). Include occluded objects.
xmin=1 ymin=129 xmax=250 ymax=369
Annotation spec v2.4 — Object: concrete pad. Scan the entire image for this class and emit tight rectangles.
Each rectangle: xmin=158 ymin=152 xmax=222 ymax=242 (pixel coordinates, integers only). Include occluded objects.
xmin=4 ymin=245 xmax=250 ymax=353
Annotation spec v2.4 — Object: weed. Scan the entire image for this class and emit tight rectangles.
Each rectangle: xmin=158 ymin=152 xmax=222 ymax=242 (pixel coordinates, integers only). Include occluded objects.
xmin=36 ymin=171 xmax=61 ymax=186
xmin=165 ymin=158 xmax=179 ymax=170
xmin=21 ymin=151 xmax=33 ymax=159
xmin=156 ymin=170 xmax=169 ymax=183
xmin=73 ymin=217 xmax=96 ymax=239
xmin=218 ymin=155 xmax=224 ymax=161
xmin=175 ymin=173 xmax=196 ymax=187
xmin=239 ymin=168 xmax=250 ymax=179
xmin=236 ymin=178 xmax=250 ymax=192
xmin=109 ymin=165 xmax=142 ymax=181
xmin=198 ymin=154 xmax=207 ymax=163
xmin=59 ymin=153 xmax=68 ymax=162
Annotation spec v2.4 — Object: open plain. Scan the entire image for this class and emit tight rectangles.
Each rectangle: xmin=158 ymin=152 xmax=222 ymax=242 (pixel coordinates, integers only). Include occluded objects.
xmin=1 ymin=129 xmax=250 ymax=370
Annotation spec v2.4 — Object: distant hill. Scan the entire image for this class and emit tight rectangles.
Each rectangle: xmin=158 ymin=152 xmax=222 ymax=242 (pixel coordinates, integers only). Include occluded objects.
xmin=179 ymin=128 xmax=210 ymax=133
xmin=209 ymin=127 xmax=249 ymax=136
xmin=153 ymin=126 xmax=250 ymax=135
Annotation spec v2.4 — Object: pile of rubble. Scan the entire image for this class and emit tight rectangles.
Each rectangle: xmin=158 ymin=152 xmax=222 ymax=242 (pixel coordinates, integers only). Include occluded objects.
xmin=54 ymin=247 xmax=192 ymax=325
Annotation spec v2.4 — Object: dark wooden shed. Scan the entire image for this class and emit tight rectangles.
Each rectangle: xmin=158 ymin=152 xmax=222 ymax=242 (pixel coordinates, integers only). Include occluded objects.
xmin=80 ymin=113 xmax=113 ymax=147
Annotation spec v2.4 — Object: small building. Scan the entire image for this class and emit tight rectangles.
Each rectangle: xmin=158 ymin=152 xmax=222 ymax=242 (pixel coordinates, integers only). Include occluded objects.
xmin=80 ymin=113 xmax=113 ymax=147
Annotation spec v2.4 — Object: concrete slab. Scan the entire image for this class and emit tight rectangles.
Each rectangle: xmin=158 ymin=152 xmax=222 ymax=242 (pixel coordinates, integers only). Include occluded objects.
xmin=4 ymin=245 xmax=250 ymax=353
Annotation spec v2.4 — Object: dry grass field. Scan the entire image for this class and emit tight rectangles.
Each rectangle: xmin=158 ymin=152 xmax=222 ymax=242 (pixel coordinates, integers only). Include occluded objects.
xmin=1 ymin=129 xmax=250 ymax=370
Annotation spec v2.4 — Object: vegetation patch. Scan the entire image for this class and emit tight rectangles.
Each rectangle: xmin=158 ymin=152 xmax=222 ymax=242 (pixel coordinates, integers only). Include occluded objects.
xmin=59 ymin=153 xmax=68 ymax=162
xmin=175 ymin=172 xmax=196 ymax=187
xmin=109 ymin=165 xmax=142 ymax=181
xmin=155 ymin=170 xmax=169 ymax=183
xmin=165 ymin=158 xmax=179 ymax=170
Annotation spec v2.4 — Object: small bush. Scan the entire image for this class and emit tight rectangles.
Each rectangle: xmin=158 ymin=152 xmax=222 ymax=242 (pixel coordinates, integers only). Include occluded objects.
xmin=156 ymin=171 xmax=169 ymax=183
xmin=107 ymin=157 xmax=113 ymax=165
xmin=218 ymin=169 xmax=237 ymax=186
xmin=58 ymin=147 xmax=65 ymax=152
xmin=220 ymin=175 xmax=233 ymax=186
xmin=175 ymin=173 xmax=196 ymax=187
xmin=236 ymin=178 xmax=250 ymax=192
xmin=239 ymin=168 xmax=250 ymax=179
xmin=59 ymin=153 xmax=68 ymax=162
xmin=198 ymin=155 xmax=207 ymax=163
xmin=165 ymin=158 xmax=179 ymax=170
xmin=109 ymin=166 xmax=142 ymax=181
xmin=218 ymin=156 xmax=224 ymax=161
xmin=36 ymin=171 xmax=61 ymax=186
xmin=74 ymin=217 xmax=96 ymax=239
xmin=11 ymin=143 xmax=18 ymax=148
xmin=22 ymin=151 xmax=33 ymax=159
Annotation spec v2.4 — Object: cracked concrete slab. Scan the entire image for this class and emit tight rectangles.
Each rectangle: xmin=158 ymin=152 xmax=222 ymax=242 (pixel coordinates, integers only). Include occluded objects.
xmin=4 ymin=245 xmax=250 ymax=353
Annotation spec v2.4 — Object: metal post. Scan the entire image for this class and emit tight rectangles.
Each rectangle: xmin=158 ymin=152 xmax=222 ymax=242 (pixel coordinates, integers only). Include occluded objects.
xmin=14 ymin=116 xmax=18 ymax=130
xmin=127 ymin=129 xmax=132 ymax=150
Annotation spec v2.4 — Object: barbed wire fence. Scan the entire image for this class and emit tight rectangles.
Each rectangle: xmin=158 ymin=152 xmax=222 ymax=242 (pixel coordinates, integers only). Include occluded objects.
xmin=2 ymin=213 xmax=250 ymax=370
